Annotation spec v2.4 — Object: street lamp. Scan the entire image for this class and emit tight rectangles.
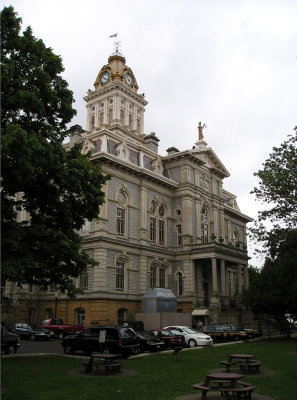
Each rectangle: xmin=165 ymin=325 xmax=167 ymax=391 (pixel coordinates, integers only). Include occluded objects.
xmin=54 ymin=291 xmax=58 ymax=319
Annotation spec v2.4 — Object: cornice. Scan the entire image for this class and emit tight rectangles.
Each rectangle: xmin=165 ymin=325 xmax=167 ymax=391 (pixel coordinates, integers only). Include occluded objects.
xmin=91 ymin=152 xmax=178 ymax=189
xmin=84 ymin=82 xmax=148 ymax=106
xmin=224 ymin=205 xmax=253 ymax=223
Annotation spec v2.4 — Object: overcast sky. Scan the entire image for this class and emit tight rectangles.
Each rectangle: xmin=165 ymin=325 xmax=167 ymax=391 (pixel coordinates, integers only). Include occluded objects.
xmin=3 ymin=0 xmax=297 ymax=266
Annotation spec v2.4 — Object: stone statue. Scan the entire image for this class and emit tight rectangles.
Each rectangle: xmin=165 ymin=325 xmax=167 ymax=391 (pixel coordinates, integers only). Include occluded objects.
xmin=198 ymin=122 xmax=206 ymax=140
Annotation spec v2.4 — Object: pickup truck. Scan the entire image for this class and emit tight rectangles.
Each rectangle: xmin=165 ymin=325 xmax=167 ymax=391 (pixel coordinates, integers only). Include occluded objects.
xmin=40 ymin=318 xmax=84 ymax=339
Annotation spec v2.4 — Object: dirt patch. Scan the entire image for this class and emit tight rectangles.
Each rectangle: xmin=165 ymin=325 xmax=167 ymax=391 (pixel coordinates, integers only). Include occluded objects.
xmin=68 ymin=368 xmax=137 ymax=378
xmin=176 ymin=393 xmax=274 ymax=400
xmin=210 ymin=367 xmax=276 ymax=377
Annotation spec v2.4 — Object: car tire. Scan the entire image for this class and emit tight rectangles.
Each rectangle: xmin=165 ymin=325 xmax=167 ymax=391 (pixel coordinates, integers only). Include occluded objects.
xmin=188 ymin=339 xmax=196 ymax=348
xmin=102 ymin=347 xmax=110 ymax=354
xmin=6 ymin=345 xmax=16 ymax=355
xmin=64 ymin=344 xmax=74 ymax=355
xmin=30 ymin=334 xmax=36 ymax=341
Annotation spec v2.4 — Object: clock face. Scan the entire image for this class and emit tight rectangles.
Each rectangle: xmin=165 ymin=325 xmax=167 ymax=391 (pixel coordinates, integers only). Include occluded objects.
xmin=100 ymin=71 xmax=110 ymax=86
xmin=124 ymin=73 xmax=133 ymax=88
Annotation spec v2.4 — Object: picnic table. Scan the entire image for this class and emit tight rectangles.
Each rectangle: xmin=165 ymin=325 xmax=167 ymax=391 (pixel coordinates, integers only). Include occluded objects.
xmin=220 ymin=354 xmax=261 ymax=374
xmin=193 ymin=372 xmax=245 ymax=399
xmin=82 ymin=352 xmax=122 ymax=375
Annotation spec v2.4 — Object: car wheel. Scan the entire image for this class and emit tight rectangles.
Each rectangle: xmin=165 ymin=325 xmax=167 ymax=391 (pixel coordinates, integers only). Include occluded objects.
xmin=188 ymin=339 xmax=197 ymax=348
xmin=6 ymin=345 xmax=16 ymax=355
xmin=102 ymin=347 xmax=110 ymax=354
xmin=30 ymin=334 xmax=36 ymax=341
xmin=57 ymin=331 xmax=64 ymax=340
xmin=64 ymin=344 xmax=74 ymax=355
xmin=234 ymin=335 xmax=239 ymax=341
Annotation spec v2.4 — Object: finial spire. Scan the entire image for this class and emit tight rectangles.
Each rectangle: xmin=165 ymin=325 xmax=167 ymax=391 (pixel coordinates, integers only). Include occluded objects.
xmin=109 ymin=33 xmax=122 ymax=56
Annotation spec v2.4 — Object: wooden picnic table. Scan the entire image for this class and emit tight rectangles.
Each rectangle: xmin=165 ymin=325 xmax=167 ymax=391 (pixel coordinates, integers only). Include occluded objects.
xmin=228 ymin=354 xmax=254 ymax=363
xmin=82 ymin=352 xmax=122 ymax=374
xmin=193 ymin=372 xmax=245 ymax=399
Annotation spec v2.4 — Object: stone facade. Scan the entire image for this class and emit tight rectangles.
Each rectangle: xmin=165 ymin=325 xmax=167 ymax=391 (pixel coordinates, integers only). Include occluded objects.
xmin=3 ymin=52 xmax=252 ymax=328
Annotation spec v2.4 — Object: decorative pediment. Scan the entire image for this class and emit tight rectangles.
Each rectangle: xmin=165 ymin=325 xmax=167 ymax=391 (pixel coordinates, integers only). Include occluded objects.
xmin=193 ymin=148 xmax=230 ymax=178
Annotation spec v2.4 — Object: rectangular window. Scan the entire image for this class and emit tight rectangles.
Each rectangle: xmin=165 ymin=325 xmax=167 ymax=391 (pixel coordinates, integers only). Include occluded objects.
xmin=79 ymin=273 xmax=88 ymax=290
xmin=159 ymin=220 xmax=165 ymax=245
xmin=159 ymin=268 xmax=165 ymax=288
xmin=177 ymin=225 xmax=182 ymax=246
xmin=117 ymin=207 xmax=125 ymax=236
xmin=116 ymin=262 xmax=124 ymax=291
xmin=150 ymin=217 xmax=156 ymax=243
xmin=107 ymin=139 xmax=118 ymax=155
xmin=128 ymin=148 xmax=140 ymax=165
xmin=178 ymin=273 xmax=183 ymax=296
xmin=150 ymin=267 xmax=156 ymax=288
xmin=143 ymin=155 xmax=153 ymax=171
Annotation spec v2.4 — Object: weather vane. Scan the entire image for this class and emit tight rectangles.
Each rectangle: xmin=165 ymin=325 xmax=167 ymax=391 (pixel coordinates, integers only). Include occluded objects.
xmin=109 ymin=33 xmax=122 ymax=56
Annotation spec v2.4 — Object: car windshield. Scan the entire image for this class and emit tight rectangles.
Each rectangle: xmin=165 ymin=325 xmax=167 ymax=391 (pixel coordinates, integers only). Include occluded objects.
xmin=169 ymin=329 xmax=181 ymax=336
xmin=183 ymin=327 xmax=197 ymax=334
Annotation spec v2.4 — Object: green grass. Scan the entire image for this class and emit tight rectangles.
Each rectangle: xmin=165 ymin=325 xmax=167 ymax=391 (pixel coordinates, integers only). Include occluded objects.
xmin=2 ymin=338 xmax=297 ymax=400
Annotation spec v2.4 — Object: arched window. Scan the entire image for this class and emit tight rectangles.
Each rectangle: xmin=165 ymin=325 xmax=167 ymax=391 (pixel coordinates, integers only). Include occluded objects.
xmin=150 ymin=266 xmax=156 ymax=288
xmin=201 ymin=205 xmax=209 ymax=243
xmin=75 ymin=308 xmax=85 ymax=325
xmin=117 ymin=308 xmax=127 ymax=325
xmin=46 ymin=308 xmax=54 ymax=318
xmin=177 ymin=272 xmax=184 ymax=296
xmin=28 ymin=308 xmax=35 ymax=323
xmin=116 ymin=188 xmax=130 ymax=237
xmin=108 ymin=108 xmax=113 ymax=124
xmin=149 ymin=200 xmax=167 ymax=245
xmin=149 ymin=260 xmax=168 ymax=289
xmin=116 ymin=261 xmax=124 ymax=291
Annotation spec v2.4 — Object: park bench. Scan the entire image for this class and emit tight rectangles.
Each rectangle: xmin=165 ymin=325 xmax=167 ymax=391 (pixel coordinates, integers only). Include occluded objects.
xmin=193 ymin=382 xmax=211 ymax=400
xmin=219 ymin=384 xmax=255 ymax=399
xmin=239 ymin=360 xmax=261 ymax=374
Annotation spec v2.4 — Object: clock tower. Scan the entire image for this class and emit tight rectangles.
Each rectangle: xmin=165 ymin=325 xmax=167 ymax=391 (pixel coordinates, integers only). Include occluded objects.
xmin=84 ymin=51 xmax=147 ymax=145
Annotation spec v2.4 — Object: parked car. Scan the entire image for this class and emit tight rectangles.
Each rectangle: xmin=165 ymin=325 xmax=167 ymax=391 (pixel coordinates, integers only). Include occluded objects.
xmin=149 ymin=329 xmax=186 ymax=349
xmin=62 ymin=326 xmax=140 ymax=357
xmin=163 ymin=325 xmax=213 ymax=347
xmin=1 ymin=324 xmax=21 ymax=355
xmin=220 ymin=324 xmax=262 ymax=339
xmin=11 ymin=323 xmax=51 ymax=341
xmin=199 ymin=324 xmax=248 ymax=341
xmin=135 ymin=331 xmax=164 ymax=352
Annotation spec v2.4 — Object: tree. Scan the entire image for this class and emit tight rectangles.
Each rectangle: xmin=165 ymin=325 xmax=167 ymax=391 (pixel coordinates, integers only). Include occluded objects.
xmin=1 ymin=7 xmax=109 ymax=296
xmin=243 ymin=128 xmax=297 ymax=335
xmin=242 ymin=230 xmax=297 ymax=337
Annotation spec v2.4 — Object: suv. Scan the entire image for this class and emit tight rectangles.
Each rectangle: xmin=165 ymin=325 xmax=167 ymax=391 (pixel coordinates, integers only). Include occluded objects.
xmin=62 ymin=326 xmax=140 ymax=357
xmin=163 ymin=325 xmax=213 ymax=347
xmin=1 ymin=325 xmax=21 ymax=355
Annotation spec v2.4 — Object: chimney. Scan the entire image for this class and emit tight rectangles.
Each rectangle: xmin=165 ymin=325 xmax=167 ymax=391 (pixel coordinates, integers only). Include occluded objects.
xmin=144 ymin=132 xmax=160 ymax=153
xmin=69 ymin=125 xmax=84 ymax=148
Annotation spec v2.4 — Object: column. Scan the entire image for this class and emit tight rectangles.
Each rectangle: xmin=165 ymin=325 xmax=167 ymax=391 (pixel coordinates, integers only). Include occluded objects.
xmin=182 ymin=196 xmax=193 ymax=237
xmin=244 ymin=264 xmax=249 ymax=289
xmin=237 ymin=264 xmax=243 ymax=294
xmin=211 ymin=258 xmax=218 ymax=293
xmin=220 ymin=259 xmax=226 ymax=295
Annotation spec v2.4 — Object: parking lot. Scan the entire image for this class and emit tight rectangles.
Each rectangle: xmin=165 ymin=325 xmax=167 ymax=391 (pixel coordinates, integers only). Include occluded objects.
xmin=17 ymin=338 xmax=64 ymax=355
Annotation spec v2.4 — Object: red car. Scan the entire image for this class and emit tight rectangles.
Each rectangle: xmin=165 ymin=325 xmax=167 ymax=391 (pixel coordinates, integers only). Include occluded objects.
xmin=149 ymin=329 xmax=186 ymax=349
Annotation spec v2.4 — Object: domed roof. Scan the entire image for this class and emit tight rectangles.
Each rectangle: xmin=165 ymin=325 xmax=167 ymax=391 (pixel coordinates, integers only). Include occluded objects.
xmin=94 ymin=54 xmax=139 ymax=92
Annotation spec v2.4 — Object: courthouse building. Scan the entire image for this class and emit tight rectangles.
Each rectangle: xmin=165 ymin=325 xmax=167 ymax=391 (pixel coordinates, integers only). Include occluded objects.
xmin=4 ymin=49 xmax=252 ymax=327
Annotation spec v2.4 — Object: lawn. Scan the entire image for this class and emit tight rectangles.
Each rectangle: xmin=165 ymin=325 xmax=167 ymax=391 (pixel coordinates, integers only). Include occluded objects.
xmin=2 ymin=338 xmax=297 ymax=400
